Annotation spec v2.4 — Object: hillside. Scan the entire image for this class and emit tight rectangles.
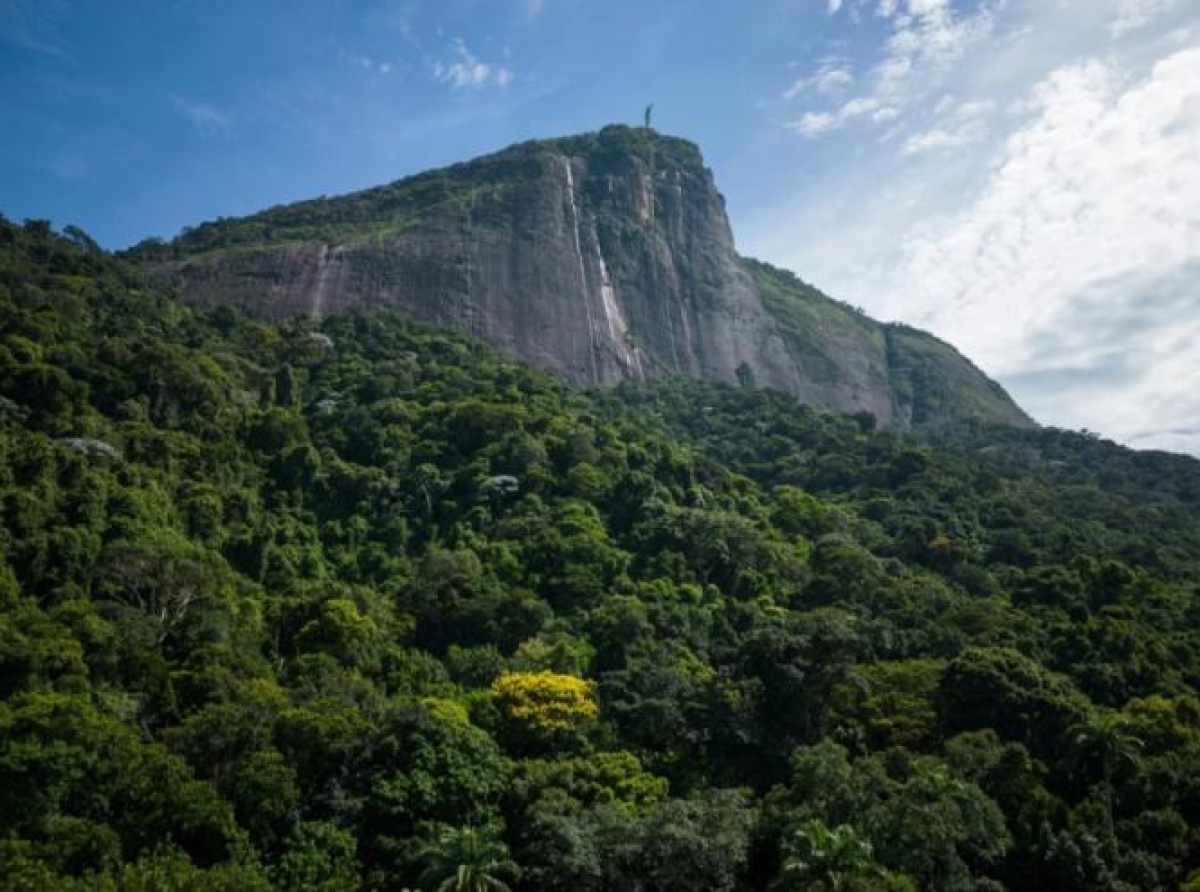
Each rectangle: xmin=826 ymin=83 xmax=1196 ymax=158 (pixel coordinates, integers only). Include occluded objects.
xmin=4 ymin=215 xmax=1200 ymax=890
xmin=126 ymin=126 xmax=1031 ymax=431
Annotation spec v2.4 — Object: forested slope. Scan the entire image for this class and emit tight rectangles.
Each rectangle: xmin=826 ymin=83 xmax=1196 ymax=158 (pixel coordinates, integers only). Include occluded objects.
xmin=3 ymin=216 xmax=1200 ymax=890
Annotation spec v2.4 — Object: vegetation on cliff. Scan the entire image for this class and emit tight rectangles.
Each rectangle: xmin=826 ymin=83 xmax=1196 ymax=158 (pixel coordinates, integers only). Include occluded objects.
xmin=3 ymin=215 xmax=1200 ymax=890
xmin=748 ymin=260 xmax=1031 ymax=429
xmin=124 ymin=126 xmax=702 ymax=261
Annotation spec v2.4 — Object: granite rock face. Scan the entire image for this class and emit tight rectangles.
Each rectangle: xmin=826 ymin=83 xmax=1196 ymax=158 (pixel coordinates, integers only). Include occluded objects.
xmin=137 ymin=126 xmax=1031 ymax=429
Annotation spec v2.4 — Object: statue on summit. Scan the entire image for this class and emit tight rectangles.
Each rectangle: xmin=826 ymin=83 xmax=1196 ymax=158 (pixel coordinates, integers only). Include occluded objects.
xmin=644 ymin=104 xmax=654 ymax=130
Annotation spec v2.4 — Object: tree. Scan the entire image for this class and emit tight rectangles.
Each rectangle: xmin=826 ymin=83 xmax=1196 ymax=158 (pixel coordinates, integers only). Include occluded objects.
xmin=359 ymin=704 xmax=511 ymax=851
xmin=491 ymin=671 xmax=598 ymax=737
xmin=1071 ymin=711 xmax=1143 ymax=847
xmin=631 ymin=790 xmax=754 ymax=892
xmin=411 ymin=463 xmax=448 ymax=521
xmin=938 ymin=647 xmax=1089 ymax=758
xmin=95 ymin=537 xmax=227 ymax=647
xmin=830 ymin=659 xmax=943 ymax=752
xmin=769 ymin=744 xmax=1008 ymax=892
xmin=270 ymin=821 xmax=361 ymax=891
xmin=491 ymin=670 xmax=599 ymax=755
xmin=295 ymin=597 xmax=381 ymax=666
xmin=772 ymin=820 xmax=903 ymax=892
xmin=415 ymin=825 xmax=517 ymax=892
xmin=519 ymin=789 xmax=752 ymax=892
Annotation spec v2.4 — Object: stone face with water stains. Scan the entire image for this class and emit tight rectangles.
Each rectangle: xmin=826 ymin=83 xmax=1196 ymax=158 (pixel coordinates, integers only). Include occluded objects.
xmin=136 ymin=126 xmax=1031 ymax=430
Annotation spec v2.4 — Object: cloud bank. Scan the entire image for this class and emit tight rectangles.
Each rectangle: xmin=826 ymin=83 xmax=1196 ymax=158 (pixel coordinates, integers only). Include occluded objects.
xmin=890 ymin=44 xmax=1200 ymax=451
xmin=760 ymin=0 xmax=1200 ymax=453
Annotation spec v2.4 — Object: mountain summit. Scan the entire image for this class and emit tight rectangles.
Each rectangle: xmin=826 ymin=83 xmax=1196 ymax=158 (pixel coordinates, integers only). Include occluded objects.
xmin=131 ymin=125 xmax=1031 ymax=430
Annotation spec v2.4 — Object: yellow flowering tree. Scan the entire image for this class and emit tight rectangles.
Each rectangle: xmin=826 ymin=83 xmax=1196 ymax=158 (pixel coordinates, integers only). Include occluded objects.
xmin=490 ymin=670 xmax=598 ymax=745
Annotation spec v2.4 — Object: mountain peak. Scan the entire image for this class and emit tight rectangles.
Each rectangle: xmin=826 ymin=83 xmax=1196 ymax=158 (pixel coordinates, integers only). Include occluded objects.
xmin=128 ymin=125 xmax=708 ymax=260
xmin=129 ymin=128 xmax=1031 ymax=431
xmin=496 ymin=124 xmax=707 ymax=168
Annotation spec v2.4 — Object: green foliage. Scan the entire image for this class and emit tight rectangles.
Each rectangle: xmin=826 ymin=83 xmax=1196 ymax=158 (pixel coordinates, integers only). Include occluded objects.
xmin=831 ymin=658 xmax=943 ymax=751
xmin=123 ymin=126 xmax=705 ymax=261
xmin=749 ymin=259 xmax=1030 ymax=430
xmin=520 ymin=789 xmax=754 ymax=892
xmin=3 ymin=215 xmax=1200 ymax=890
xmin=939 ymin=647 xmax=1090 ymax=757
xmin=772 ymin=820 xmax=914 ymax=892
xmin=766 ymin=742 xmax=1009 ymax=891
xmin=414 ymin=824 xmax=518 ymax=892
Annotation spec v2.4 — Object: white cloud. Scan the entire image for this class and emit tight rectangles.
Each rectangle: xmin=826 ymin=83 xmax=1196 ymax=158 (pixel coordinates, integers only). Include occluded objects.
xmin=783 ymin=61 xmax=854 ymax=99
xmin=433 ymin=38 xmax=513 ymax=89
xmin=787 ymin=95 xmax=898 ymax=136
xmin=828 ymin=0 xmax=845 ymax=13
xmin=900 ymin=98 xmax=995 ymax=155
xmin=171 ymin=97 xmax=230 ymax=137
xmin=900 ymin=123 xmax=981 ymax=154
xmin=874 ymin=0 xmax=997 ymax=96
xmin=956 ymin=99 xmax=996 ymax=119
xmin=786 ymin=0 xmax=997 ymax=139
xmin=789 ymin=111 xmax=838 ymax=136
xmin=887 ymin=43 xmax=1200 ymax=449
xmin=350 ymin=55 xmax=395 ymax=75
xmin=1110 ymin=0 xmax=1178 ymax=38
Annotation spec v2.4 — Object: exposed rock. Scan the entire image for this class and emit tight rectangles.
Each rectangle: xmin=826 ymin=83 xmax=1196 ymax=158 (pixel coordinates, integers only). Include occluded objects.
xmin=59 ymin=437 xmax=121 ymax=461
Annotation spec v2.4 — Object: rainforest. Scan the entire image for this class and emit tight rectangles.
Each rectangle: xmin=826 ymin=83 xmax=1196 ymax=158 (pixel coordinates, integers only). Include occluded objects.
xmin=3 ymin=214 xmax=1200 ymax=891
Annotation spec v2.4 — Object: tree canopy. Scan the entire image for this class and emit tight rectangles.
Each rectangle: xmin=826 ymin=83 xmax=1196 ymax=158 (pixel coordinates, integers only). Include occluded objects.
xmin=3 ymin=214 xmax=1200 ymax=889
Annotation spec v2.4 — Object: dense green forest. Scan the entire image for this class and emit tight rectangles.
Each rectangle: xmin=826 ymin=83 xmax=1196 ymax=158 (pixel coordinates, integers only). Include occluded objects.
xmin=3 ymin=214 xmax=1200 ymax=891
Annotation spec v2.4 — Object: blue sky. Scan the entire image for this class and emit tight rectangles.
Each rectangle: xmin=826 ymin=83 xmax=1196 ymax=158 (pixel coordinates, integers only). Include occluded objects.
xmin=1 ymin=0 xmax=856 ymax=246
xmin=3 ymin=0 xmax=1200 ymax=452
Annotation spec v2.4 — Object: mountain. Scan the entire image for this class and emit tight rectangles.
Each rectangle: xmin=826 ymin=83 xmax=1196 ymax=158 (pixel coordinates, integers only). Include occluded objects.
xmin=129 ymin=126 xmax=1031 ymax=430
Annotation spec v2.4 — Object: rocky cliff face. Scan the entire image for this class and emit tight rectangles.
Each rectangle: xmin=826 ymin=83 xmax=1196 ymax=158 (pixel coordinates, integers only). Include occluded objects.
xmin=134 ymin=126 xmax=1031 ymax=429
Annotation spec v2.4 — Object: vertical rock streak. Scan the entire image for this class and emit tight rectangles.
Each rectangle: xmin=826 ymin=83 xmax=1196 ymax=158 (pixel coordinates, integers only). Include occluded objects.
xmin=311 ymin=244 xmax=332 ymax=319
xmin=563 ymin=158 xmax=600 ymax=384
xmin=463 ymin=193 xmax=478 ymax=336
xmin=593 ymin=235 xmax=640 ymax=375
